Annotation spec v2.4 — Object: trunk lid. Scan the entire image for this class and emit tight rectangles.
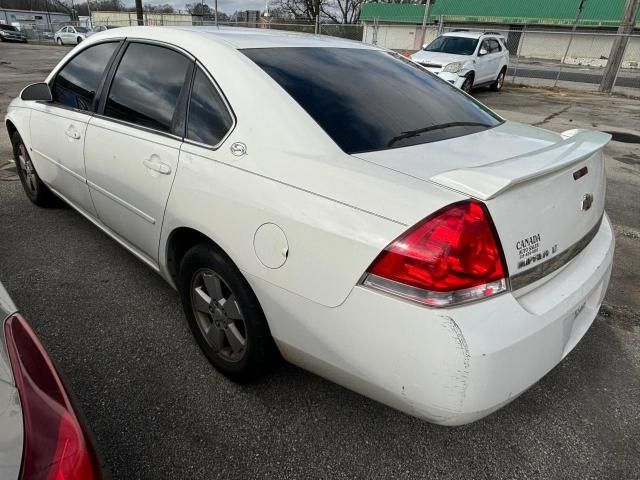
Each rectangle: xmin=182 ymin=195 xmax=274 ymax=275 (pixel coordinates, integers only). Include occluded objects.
xmin=353 ymin=122 xmax=610 ymax=291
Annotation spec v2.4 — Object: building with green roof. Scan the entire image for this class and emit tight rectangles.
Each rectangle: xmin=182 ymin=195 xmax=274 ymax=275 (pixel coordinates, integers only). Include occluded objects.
xmin=360 ymin=1 xmax=639 ymax=28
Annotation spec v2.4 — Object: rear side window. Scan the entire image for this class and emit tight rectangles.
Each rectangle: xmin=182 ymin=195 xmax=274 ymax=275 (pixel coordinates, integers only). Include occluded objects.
xmin=488 ymin=39 xmax=501 ymax=53
xmin=52 ymin=42 xmax=119 ymax=111
xmin=186 ymin=68 xmax=233 ymax=146
xmin=105 ymin=43 xmax=190 ymax=133
xmin=244 ymin=47 xmax=502 ymax=154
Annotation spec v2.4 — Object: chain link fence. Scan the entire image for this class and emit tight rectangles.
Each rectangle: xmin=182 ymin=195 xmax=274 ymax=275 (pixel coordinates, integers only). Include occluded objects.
xmin=11 ymin=13 xmax=638 ymax=94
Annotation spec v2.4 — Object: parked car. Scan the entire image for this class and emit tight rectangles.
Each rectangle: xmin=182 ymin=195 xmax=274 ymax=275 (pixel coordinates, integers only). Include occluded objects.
xmin=92 ymin=25 xmax=119 ymax=33
xmin=0 ymin=24 xmax=27 ymax=43
xmin=5 ymin=27 xmax=614 ymax=425
xmin=54 ymin=25 xmax=92 ymax=45
xmin=411 ymin=31 xmax=509 ymax=93
xmin=0 ymin=281 xmax=105 ymax=479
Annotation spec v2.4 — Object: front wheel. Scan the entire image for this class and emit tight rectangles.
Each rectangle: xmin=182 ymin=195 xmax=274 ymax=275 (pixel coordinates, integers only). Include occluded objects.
xmin=178 ymin=244 xmax=277 ymax=383
xmin=491 ymin=69 xmax=506 ymax=92
xmin=76 ymin=36 xmax=82 ymax=44
xmin=461 ymin=75 xmax=474 ymax=94
xmin=56 ymin=37 xmax=63 ymax=45
xmin=11 ymin=132 xmax=58 ymax=207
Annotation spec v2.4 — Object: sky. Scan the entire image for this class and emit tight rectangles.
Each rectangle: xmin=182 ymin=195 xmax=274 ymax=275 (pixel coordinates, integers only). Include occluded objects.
xmin=132 ymin=0 xmax=267 ymax=14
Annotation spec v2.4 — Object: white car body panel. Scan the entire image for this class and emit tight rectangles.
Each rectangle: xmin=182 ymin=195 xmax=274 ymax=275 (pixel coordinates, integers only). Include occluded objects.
xmin=29 ymin=102 xmax=97 ymax=215
xmin=4 ymin=27 xmax=614 ymax=425
xmin=0 ymin=285 xmax=23 ymax=480
xmin=84 ymin=116 xmax=181 ymax=261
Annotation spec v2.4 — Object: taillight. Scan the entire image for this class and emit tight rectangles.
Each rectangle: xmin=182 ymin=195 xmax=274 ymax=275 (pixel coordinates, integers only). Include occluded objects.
xmin=363 ymin=200 xmax=508 ymax=307
xmin=4 ymin=313 xmax=102 ymax=480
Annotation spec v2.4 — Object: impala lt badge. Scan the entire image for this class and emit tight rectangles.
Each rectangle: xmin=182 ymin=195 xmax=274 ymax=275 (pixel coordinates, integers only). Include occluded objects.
xmin=581 ymin=193 xmax=594 ymax=211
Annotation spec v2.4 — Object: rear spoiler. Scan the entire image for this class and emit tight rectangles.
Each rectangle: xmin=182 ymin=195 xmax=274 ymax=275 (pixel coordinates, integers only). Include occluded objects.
xmin=429 ymin=129 xmax=611 ymax=200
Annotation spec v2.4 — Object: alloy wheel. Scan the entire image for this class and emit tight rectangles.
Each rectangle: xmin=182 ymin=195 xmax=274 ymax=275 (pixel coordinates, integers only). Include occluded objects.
xmin=18 ymin=144 xmax=38 ymax=195
xmin=190 ymin=269 xmax=247 ymax=362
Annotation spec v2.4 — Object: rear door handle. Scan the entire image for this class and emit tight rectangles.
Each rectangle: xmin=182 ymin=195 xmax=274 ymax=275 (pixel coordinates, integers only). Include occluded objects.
xmin=64 ymin=126 xmax=80 ymax=140
xmin=143 ymin=157 xmax=172 ymax=175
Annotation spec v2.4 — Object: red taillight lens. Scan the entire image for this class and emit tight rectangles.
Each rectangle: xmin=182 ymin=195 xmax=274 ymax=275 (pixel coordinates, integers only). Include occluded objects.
xmin=364 ymin=200 xmax=508 ymax=307
xmin=4 ymin=314 xmax=101 ymax=480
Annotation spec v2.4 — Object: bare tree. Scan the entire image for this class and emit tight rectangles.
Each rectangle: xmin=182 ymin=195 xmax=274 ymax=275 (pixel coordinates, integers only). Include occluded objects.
xmin=321 ymin=0 xmax=363 ymax=24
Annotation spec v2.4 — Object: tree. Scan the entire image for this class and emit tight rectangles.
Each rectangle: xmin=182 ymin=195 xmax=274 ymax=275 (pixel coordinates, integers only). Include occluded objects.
xmin=271 ymin=0 xmax=363 ymax=23
xmin=186 ymin=3 xmax=213 ymax=15
xmin=321 ymin=0 xmax=363 ymax=23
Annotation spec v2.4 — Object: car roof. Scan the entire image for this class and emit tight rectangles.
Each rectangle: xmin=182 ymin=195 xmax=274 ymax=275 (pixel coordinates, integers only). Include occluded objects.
xmin=94 ymin=25 xmax=377 ymax=50
xmin=441 ymin=31 xmax=502 ymax=39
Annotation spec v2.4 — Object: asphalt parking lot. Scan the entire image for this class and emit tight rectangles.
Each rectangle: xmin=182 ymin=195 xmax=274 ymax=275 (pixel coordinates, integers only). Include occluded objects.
xmin=1 ymin=43 xmax=639 ymax=480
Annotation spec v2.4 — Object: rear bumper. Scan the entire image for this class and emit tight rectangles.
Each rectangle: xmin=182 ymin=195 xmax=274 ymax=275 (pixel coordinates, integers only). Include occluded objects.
xmin=251 ymin=214 xmax=614 ymax=425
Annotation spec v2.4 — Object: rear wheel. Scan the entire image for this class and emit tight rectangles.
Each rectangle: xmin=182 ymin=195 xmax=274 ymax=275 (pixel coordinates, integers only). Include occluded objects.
xmin=178 ymin=243 xmax=276 ymax=383
xmin=11 ymin=132 xmax=58 ymax=207
xmin=491 ymin=68 xmax=506 ymax=92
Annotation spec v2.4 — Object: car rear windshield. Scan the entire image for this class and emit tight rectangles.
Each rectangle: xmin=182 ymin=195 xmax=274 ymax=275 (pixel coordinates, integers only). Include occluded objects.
xmin=425 ymin=36 xmax=479 ymax=55
xmin=75 ymin=27 xmax=89 ymax=33
xmin=0 ymin=25 xmax=17 ymax=31
xmin=243 ymin=47 xmax=501 ymax=154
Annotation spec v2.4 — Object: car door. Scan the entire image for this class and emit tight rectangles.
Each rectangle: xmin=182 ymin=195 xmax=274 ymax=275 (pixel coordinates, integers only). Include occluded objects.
xmin=475 ymin=39 xmax=493 ymax=83
xmin=486 ymin=39 xmax=503 ymax=80
xmin=29 ymin=41 xmax=121 ymax=216
xmin=84 ymin=41 xmax=192 ymax=263
xmin=62 ymin=27 xmax=73 ymax=43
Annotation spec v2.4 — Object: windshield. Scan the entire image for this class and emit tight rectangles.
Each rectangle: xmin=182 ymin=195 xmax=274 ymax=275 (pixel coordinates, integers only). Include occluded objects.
xmin=425 ymin=36 xmax=479 ymax=55
xmin=243 ymin=47 xmax=501 ymax=154
xmin=75 ymin=26 xmax=88 ymax=33
xmin=0 ymin=25 xmax=17 ymax=31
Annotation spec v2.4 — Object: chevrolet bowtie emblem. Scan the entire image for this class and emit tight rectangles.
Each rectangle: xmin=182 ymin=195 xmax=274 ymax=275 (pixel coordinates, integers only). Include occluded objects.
xmin=581 ymin=193 xmax=594 ymax=211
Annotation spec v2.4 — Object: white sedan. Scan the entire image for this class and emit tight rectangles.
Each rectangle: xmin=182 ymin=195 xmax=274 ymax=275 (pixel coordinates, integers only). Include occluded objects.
xmin=54 ymin=25 xmax=92 ymax=45
xmin=5 ymin=27 xmax=614 ymax=425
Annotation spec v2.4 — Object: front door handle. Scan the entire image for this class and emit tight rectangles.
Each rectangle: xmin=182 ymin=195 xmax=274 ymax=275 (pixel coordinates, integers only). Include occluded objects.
xmin=143 ymin=157 xmax=172 ymax=175
xmin=64 ymin=126 xmax=80 ymax=140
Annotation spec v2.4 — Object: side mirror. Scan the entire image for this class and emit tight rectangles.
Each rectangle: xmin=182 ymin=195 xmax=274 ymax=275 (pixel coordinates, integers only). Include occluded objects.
xmin=479 ymin=48 xmax=488 ymax=56
xmin=21 ymin=82 xmax=52 ymax=102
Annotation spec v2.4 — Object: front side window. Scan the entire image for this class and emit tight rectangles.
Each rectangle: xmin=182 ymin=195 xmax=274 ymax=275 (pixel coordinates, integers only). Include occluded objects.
xmin=52 ymin=41 xmax=119 ymax=111
xmin=186 ymin=68 xmax=233 ymax=146
xmin=424 ymin=36 xmax=478 ymax=56
xmin=243 ymin=47 xmax=502 ymax=154
xmin=104 ymin=43 xmax=190 ymax=133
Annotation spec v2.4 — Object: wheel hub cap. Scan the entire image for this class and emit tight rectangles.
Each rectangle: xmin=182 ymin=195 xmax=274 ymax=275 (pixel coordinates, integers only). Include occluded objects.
xmin=191 ymin=269 xmax=247 ymax=362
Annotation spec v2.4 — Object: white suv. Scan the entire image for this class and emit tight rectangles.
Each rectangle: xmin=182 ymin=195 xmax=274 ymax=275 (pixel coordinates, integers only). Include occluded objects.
xmin=411 ymin=31 xmax=509 ymax=93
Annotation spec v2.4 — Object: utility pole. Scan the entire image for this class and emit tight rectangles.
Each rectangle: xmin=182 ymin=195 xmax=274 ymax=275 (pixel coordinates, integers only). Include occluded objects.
xmin=314 ymin=0 xmax=320 ymax=34
xmin=600 ymin=0 xmax=640 ymax=93
xmin=554 ymin=0 xmax=586 ymax=87
xmin=420 ymin=0 xmax=432 ymax=48
xmin=214 ymin=0 xmax=218 ymax=26
xmin=135 ymin=0 xmax=143 ymax=26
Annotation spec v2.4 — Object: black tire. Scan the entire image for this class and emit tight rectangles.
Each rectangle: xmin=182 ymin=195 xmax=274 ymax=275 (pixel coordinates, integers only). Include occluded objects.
xmin=56 ymin=37 xmax=63 ymax=45
xmin=76 ymin=37 xmax=82 ymax=44
xmin=491 ymin=68 xmax=506 ymax=92
xmin=461 ymin=74 xmax=474 ymax=94
xmin=11 ymin=131 xmax=59 ymax=207
xmin=178 ymin=243 xmax=277 ymax=383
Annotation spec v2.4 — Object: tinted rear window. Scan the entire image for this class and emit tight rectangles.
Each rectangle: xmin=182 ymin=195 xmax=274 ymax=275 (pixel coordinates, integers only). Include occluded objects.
xmin=243 ymin=47 xmax=501 ymax=154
